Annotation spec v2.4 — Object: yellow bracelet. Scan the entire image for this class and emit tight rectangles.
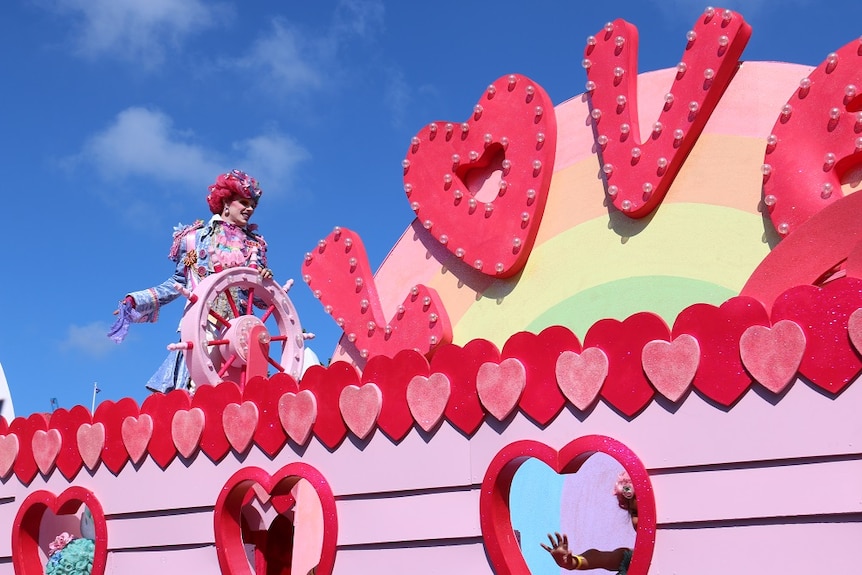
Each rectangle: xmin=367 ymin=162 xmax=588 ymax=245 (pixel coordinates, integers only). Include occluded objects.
xmin=573 ymin=555 xmax=585 ymax=569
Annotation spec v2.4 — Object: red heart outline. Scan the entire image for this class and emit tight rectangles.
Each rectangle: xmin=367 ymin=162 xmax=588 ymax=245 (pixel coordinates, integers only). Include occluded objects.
xmin=480 ymin=435 xmax=655 ymax=575
xmin=12 ymin=486 xmax=108 ymax=575
xmin=214 ymin=464 xmax=338 ymax=575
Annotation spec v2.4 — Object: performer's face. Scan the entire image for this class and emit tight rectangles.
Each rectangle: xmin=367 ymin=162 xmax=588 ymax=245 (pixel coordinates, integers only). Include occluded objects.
xmin=223 ymin=196 xmax=256 ymax=227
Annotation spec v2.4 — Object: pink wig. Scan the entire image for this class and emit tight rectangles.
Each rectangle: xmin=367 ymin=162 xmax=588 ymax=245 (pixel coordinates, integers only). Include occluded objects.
xmin=206 ymin=169 xmax=263 ymax=214
xmin=613 ymin=470 xmax=635 ymax=508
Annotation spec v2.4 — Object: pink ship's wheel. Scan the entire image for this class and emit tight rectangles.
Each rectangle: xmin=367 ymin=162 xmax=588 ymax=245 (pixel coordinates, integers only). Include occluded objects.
xmin=179 ymin=267 xmax=305 ymax=387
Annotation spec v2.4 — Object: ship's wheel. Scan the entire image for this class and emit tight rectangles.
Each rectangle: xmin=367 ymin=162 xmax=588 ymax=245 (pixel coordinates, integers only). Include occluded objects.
xmin=174 ymin=267 xmax=307 ymax=388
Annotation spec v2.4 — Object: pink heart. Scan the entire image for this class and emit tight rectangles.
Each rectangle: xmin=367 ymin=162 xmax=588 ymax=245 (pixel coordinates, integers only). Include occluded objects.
xmin=171 ymin=408 xmax=205 ymax=459
xmin=0 ymin=433 xmax=19 ymax=477
xmin=76 ymin=422 xmax=105 ymax=471
xmin=642 ymin=334 xmax=700 ymax=402
xmin=31 ymin=429 xmax=62 ymax=475
xmin=339 ymin=384 xmax=382 ymax=439
xmin=121 ymin=414 xmax=153 ymax=464
xmin=406 ymin=373 xmax=451 ymax=432
xmin=739 ymin=320 xmax=806 ymax=393
xmin=476 ymin=358 xmax=526 ymax=420
xmin=554 ymin=348 xmax=608 ymax=410
xmin=222 ymin=402 xmax=259 ymax=453
xmin=278 ymin=390 xmax=318 ymax=445
xmin=848 ymin=308 xmax=862 ymax=355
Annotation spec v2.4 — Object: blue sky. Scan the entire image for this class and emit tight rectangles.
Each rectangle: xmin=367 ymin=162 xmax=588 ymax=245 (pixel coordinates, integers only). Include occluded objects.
xmin=2 ymin=0 xmax=859 ymax=418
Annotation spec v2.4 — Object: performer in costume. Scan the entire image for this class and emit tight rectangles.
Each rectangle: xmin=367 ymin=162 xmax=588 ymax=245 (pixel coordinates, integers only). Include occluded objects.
xmin=108 ymin=169 xmax=273 ymax=392
xmin=541 ymin=471 xmax=637 ymax=573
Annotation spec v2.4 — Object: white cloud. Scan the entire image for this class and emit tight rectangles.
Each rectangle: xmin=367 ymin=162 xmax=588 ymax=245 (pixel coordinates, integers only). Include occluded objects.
xmin=60 ymin=322 xmax=118 ymax=358
xmin=74 ymin=107 xmax=309 ymax=200
xmin=46 ymin=0 xmax=228 ymax=67
xmin=223 ymin=0 xmax=385 ymax=95
xmin=81 ymin=107 xmax=222 ymax=187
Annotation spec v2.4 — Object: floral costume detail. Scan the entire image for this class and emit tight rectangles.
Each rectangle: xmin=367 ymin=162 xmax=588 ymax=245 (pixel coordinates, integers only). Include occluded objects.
xmin=123 ymin=215 xmax=268 ymax=392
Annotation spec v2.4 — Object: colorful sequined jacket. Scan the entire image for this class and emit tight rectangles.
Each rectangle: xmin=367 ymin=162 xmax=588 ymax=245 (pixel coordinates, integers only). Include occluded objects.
xmin=126 ymin=216 xmax=268 ymax=324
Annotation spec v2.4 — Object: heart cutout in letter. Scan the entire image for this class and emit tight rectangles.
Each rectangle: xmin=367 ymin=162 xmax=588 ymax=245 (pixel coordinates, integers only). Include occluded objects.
xmin=477 ymin=358 xmax=526 ymax=420
xmin=641 ymin=334 xmax=700 ymax=402
xmin=214 ymin=464 xmax=337 ymax=575
xmin=12 ymin=487 xmax=108 ymax=575
xmin=481 ymin=436 xmax=655 ymax=575
xmin=739 ymin=320 xmax=806 ymax=394
xmin=406 ymin=373 xmax=451 ymax=432
xmin=403 ymin=73 xmax=557 ymax=277
xmin=555 ymin=348 xmax=608 ymax=410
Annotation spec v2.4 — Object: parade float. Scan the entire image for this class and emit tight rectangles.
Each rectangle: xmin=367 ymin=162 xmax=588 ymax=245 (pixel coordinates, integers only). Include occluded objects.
xmin=1 ymin=6 xmax=861 ymax=574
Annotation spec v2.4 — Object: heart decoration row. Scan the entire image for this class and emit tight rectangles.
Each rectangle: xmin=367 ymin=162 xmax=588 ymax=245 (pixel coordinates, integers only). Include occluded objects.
xmin=2 ymin=277 xmax=862 ymax=484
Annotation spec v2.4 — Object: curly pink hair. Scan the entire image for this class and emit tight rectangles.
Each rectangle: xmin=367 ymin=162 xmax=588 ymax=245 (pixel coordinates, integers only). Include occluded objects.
xmin=206 ymin=169 xmax=263 ymax=214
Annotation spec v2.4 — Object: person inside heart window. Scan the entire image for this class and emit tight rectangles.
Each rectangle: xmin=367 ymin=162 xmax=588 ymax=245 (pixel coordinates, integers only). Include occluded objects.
xmin=541 ymin=471 xmax=637 ymax=573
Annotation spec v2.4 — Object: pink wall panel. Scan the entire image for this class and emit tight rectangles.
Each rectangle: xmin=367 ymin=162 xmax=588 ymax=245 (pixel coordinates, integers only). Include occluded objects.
xmin=333 ymin=543 xmax=492 ymax=575
xmin=103 ymin=545 xmax=221 ymax=575
xmin=106 ymin=509 xmax=214 ymax=549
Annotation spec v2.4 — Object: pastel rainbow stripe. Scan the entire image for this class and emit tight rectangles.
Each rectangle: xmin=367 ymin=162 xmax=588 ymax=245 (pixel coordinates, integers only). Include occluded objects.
xmin=334 ymin=62 xmax=811 ymax=360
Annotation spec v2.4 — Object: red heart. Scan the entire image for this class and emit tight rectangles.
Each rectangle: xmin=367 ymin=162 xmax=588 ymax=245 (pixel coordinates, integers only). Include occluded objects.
xmin=299 ymin=362 xmax=357 ymax=449
xmin=432 ymin=339 xmax=500 ymax=435
xmin=141 ymin=390 xmax=191 ymax=469
xmin=93 ymin=397 xmax=140 ymax=474
xmin=770 ymin=278 xmax=862 ymax=394
xmin=303 ymin=227 xmax=451 ymax=362
xmin=171 ymin=408 xmax=205 ymax=459
xmin=278 ymin=390 xmax=317 ymax=445
xmin=555 ymin=348 xmax=609 ymax=410
xmin=406 ymin=373 xmax=451 ymax=432
xmin=10 ymin=413 xmax=49 ymax=484
xmin=339 ymin=384 xmax=382 ymax=439
xmin=244 ymin=373 xmax=295 ymax=457
xmin=641 ymin=334 xmax=700 ymax=402
xmin=739 ymin=320 xmax=806 ymax=394
xmin=32 ymin=429 xmax=62 ymax=476
xmin=223 ymin=401 xmax=259 ymax=453
xmin=13 ymin=486 xmax=107 ymax=575
xmin=403 ymin=74 xmax=557 ymax=277
xmin=76 ymin=423 xmax=106 ymax=471
xmin=481 ymin=436 xmax=655 ymax=575
xmin=585 ymin=313 xmax=668 ymax=416
xmin=214 ymin=464 xmax=337 ymax=575
xmin=672 ymin=297 xmax=769 ymax=407
xmin=192 ymin=381 xmax=242 ymax=462
xmin=121 ymin=414 xmax=153 ymax=465
xmin=48 ymin=405 xmax=91 ymax=480
xmin=502 ymin=327 xmax=575 ymax=425
xmin=362 ymin=350 xmax=429 ymax=441
xmin=477 ymin=358 xmax=526 ymax=420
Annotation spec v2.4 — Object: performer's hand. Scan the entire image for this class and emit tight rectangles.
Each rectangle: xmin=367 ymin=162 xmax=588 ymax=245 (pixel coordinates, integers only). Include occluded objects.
xmin=541 ymin=532 xmax=573 ymax=569
xmin=259 ymin=267 xmax=273 ymax=280
xmin=113 ymin=296 xmax=135 ymax=315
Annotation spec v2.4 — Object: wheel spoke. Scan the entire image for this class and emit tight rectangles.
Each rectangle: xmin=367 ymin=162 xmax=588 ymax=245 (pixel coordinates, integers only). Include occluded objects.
xmin=207 ymin=339 xmax=231 ymax=346
xmin=225 ymin=290 xmax=240 ymax=317
xmin=260 ymin=304 xmax=276 ymax=322
xmin=245 ymin=287 xmax=255 ymax=315
xmin=217 ymin=354 xmax=238 ymax=379
xmin=266 ymin=354 xmax=285 ymax=373
xmin=208 ymin=309 xmax=232 ymax=328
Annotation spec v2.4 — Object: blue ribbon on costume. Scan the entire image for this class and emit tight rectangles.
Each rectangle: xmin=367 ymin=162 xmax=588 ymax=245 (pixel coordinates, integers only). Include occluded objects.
xmin=107 ymin=299 xmax=143 ymax=343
